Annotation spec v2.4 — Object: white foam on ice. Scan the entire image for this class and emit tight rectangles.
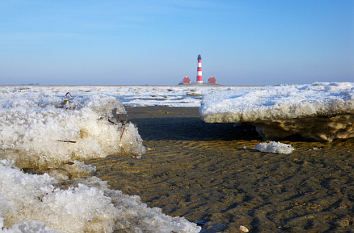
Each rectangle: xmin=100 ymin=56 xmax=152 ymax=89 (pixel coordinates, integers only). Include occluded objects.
xmin=255 ymin=141 xmax=295 ymax=154
xmin=200 ymin=82 xmax=354 ymax=122
xmin=0 ymin=160 xmax=200 ymax=233
xmin=0 ymin=91 xmax=145 ymax=169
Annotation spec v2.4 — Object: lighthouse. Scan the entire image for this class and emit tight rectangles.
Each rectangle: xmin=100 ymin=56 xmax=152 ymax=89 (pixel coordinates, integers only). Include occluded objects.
xmin=196 ymin=54 xmax=203 ymax=83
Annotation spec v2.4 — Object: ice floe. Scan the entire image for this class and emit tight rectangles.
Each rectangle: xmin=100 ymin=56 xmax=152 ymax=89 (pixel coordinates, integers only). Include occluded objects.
xmin=0 ymin=91 xmax=145 ymax=169
xmin=255 ymin=141 xmax=294 ymax=154
xmin=201 ymin=82 xmax=354 ymax=141
xmin=0 ymin=160 xmax=201 ymax=233
xmin=0 ymin=85 xmax=237 ymax=107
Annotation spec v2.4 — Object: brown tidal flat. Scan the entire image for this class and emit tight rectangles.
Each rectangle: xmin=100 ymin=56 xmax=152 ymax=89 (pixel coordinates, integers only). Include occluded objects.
xmin=88 ymin=107 xmax=354 ymax=233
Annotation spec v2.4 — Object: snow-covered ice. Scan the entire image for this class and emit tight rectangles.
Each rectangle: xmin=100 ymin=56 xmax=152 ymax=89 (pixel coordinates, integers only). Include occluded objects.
xmin=0 ymin=91 xmax=145 ymax=168
xmin=0 ymin=86 xmax=203 ymax=232
xmin=255 ymin=141 xmax=295 ymax=154
xmin=0 ymin=85 xmax=237 ymax=107
xmin=201 ymin=82 xmax=353 ymax=121
xmin=201 ymin=82 xmax=354 ymax=141
xmin=0 ymin=160 xmax=201 ymax=233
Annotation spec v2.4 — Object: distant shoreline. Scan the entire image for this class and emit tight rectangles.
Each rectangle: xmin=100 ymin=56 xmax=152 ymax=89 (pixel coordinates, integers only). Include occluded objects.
xmin=0 ymin=84 xmax=265 ymax=87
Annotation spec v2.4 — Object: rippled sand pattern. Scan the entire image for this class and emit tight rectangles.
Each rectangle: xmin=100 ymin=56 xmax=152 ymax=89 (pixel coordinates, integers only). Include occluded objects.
xmin=88 ymin=107 xmax=354 ymax=232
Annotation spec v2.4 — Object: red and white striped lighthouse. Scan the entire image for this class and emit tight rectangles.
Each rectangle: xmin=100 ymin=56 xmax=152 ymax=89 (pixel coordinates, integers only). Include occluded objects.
xmin=196 ymin=54 xmax=203 ymax=83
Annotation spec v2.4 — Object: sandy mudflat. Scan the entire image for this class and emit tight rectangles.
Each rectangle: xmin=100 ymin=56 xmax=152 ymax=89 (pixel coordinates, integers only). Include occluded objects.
xmin=88 ymin=107 xmax=354 ymax=233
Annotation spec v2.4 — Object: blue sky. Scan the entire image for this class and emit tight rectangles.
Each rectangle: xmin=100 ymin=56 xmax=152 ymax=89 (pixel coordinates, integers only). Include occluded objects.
xmin=0 ymin=0 xmax=353 ymax=85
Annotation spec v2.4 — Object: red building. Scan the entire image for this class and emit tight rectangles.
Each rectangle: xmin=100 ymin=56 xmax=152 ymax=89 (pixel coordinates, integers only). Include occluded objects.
xmin=208 ymin=77 xmax=216 ymax=84
xmin=182 ymin=76 xmax=191 ymax=84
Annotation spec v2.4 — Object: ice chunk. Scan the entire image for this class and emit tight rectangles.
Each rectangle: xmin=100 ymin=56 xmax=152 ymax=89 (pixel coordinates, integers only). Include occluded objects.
xmin=201 ymin=82 xmax=354 ymax=122
xmin=0 ymin=160 xmax=201 ymax=233
xmin=200 ymin=82 xmax=354 ymax=141
xmin=255 ymin=141 xmax=294 ymax=154
xmin=0 ymin=93 xmax=145 ymax=169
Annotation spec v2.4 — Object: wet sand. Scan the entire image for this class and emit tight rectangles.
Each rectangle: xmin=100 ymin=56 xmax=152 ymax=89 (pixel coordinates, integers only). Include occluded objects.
xmin=88 ymin=107 xmax=354 ymax=232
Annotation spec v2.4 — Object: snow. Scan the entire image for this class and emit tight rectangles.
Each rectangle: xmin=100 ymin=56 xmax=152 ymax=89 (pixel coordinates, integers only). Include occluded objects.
xmin=0 ymin=221 xmax=56 ymax=233
xmin=200 ymin=82 xmax=354 ymax=141
xmin=0 ymin=86 xmax=201 ymax=232
xmin=0 ymin=85 xmax=238 ymax=108
xmin=0 ymin=160 xmax=201 ymax=233
xmin=255 ymin=141 xmax=295 ymax=154
xmin=0 ymin=91 xmax=145 ymax=169
xmin=200 ymin=82 xmax=354 ymax=122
